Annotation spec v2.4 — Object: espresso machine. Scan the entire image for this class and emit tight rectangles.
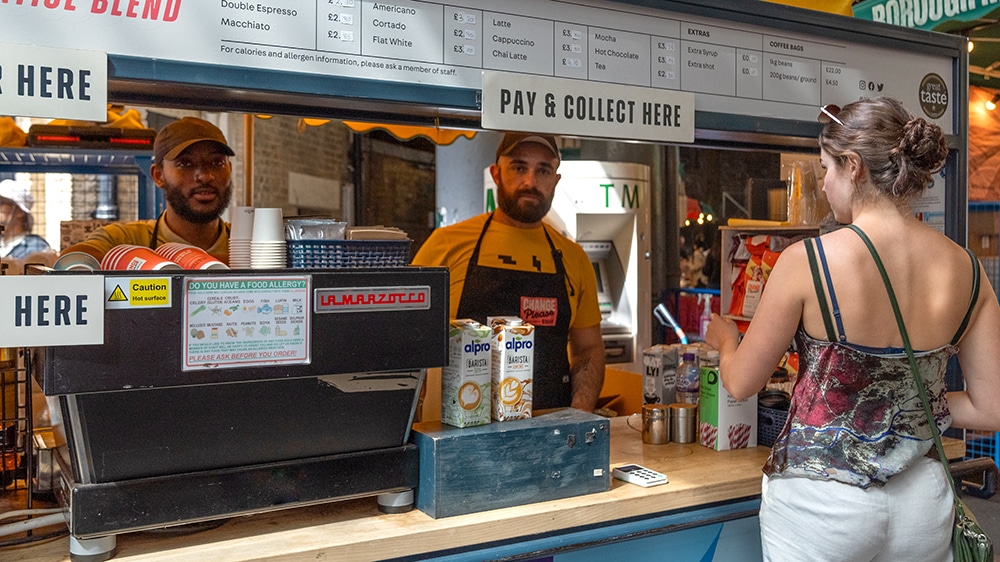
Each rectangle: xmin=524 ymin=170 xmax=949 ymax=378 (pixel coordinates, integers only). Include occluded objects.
xmin=34 ymin=267 xmax=448 ymax=559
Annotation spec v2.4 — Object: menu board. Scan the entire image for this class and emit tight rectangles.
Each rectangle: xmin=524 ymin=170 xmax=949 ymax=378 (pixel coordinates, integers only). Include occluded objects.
xmin=0 ymin=0 xmax=958 ymax=129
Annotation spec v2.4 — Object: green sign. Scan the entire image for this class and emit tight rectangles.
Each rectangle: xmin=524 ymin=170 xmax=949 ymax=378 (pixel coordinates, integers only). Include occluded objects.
xmin=853 ymin=0 xmax=1000 ymax=32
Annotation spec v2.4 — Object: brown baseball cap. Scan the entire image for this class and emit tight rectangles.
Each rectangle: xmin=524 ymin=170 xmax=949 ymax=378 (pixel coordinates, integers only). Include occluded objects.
xmin=154 ymin=117 xmax=235 ymax=163
xmin=495 ymin=132 xmax=560 ymax=163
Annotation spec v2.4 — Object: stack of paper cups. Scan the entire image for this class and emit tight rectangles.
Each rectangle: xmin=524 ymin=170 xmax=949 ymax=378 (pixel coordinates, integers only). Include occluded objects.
xmin=155 ymin=243 xmax=229 ymax=270
xmin=229 ymin=206 xmax=255 ymax=268
xmin=53 ymin=252 xmax=101 ymax=271
xmin=101 ymin=245 xmax=182 ymax=271
xmin=250 ymin=207 xmax=286 ymax=269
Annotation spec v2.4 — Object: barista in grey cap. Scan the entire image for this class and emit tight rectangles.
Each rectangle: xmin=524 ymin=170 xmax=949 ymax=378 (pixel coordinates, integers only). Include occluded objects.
xmin=63 ymin=117 xmax=235 ymax=264
xmin=413 ymin=132 xmax=606 ymax=412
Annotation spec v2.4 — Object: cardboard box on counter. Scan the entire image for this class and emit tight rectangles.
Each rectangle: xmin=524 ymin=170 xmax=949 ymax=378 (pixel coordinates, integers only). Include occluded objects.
xmin=60 ymin=219 xmax=114 ymax=248
xmin=642 ymin=343 xmax=680 ymax=405
xmin=643 ymin=343 xmax=715 ymax=406
xmin=411 ymin=409 xmax=610 ymax=518
xmin=699 ymin=361 xmax=757 ymax=451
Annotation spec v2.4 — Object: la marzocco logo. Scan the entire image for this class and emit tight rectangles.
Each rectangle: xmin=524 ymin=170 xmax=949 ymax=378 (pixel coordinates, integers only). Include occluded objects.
xmin=314 ymin=286 xmax=430 ymax=313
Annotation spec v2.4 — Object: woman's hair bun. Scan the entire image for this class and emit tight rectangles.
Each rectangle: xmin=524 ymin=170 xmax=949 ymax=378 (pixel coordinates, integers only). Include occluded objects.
xmin=900 ymin=118 xmax=948 ymax=173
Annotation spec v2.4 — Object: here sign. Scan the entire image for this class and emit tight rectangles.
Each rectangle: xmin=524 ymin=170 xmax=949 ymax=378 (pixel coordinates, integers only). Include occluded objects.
xmin=0 ymin=43 xmax=108 ymax=122
xmin=0 ymin=276 xmax=104 ymax=347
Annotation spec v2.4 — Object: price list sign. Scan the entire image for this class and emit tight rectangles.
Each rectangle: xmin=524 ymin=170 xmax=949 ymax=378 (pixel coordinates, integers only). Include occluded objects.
xmin=737 ymin=50 xmax=762 ymax=98
xmin=589 ymin=27 xmax=649 ymax=86
xmin=484 ymin=12 xmax=554 ymax=75
xmin=445 ymin=7 xmax=482 ymax=67
xmin=651 ymin=37 xmax=680 ymax=90
xmin=321 ymin=0 xmax=360 ymax=53
xmin=555 ymin=23 xmax=587 ymax=80
xmin=1 ymin=0 xmax=958 ymax=131
xmin=362 ymin=0 xmax=443 ymax=63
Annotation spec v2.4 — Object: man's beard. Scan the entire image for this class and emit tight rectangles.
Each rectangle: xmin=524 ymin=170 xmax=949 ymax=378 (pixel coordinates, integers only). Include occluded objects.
xmin=497 ymin=179 xmax=552 ymax=224
xmin=163 ymin=180 xmax=234 ymax=225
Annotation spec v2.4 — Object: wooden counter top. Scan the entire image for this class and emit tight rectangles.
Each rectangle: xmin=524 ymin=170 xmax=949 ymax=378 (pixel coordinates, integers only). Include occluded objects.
xmin=9 ymin=417 xmax=965 ymax=561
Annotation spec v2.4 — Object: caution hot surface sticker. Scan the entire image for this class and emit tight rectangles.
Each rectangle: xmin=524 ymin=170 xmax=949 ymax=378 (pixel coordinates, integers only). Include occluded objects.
xmin=104 ymin=277 xmax=172 ymax=309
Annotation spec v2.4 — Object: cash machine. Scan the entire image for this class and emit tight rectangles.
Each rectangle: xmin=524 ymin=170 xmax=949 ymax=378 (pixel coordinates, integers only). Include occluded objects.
xmin=544 ymin=161 xmax=651 ymax=374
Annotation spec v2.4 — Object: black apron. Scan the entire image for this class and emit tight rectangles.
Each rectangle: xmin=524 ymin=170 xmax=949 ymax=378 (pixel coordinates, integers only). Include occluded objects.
xmin=456 ymin=213 xmax=573 ymax=410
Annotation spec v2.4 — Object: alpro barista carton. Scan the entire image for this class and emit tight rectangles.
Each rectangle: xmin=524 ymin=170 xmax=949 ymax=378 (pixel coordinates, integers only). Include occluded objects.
xmin=489 ymin=316 xmax=534 ymax=421
xmin=441 ymin=319 xmax=492 ymax=428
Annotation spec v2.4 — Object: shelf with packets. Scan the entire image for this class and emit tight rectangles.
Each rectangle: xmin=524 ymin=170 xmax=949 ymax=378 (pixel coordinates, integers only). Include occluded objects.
xmin=719 ymin=223 xmax=821 ymax=327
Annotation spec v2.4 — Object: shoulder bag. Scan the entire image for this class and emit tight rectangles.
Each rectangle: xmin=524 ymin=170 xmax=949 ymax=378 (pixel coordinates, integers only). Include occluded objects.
xmin=848 ymin=224 xmax=992 ymax=562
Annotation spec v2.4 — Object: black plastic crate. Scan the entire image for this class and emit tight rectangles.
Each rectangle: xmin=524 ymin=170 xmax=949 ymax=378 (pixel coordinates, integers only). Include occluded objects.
xmin=757 ymin=406 xmax=788 ymax=448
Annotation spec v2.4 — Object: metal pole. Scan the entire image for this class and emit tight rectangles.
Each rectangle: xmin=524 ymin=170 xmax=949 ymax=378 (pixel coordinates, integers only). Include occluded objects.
xmin=242 ymin=114 xmax=254 ymax=207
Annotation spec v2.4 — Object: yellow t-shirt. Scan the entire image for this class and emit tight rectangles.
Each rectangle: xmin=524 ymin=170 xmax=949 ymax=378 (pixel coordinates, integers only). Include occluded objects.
xmin=69 ymin=218 xmax=230 ymax=265
xmin=412 ymin=213 xmax=602 ymax=329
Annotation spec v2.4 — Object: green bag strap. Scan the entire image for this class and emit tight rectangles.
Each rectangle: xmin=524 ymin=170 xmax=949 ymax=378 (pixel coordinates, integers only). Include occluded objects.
xmin=844 ymin=224 xmax=958 ymax=494
xmin=803 ymin=238 xmax=838 ymax=342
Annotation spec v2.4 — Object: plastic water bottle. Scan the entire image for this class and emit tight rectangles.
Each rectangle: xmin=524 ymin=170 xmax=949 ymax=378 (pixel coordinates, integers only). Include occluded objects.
xmin=675 ymin=347 xmax=700 ymax=405
xmin=699 ymin=295 xmax=713 ymax=341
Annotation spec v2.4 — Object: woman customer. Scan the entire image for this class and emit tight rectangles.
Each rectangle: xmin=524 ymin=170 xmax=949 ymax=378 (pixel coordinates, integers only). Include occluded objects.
xmin=706 ymin=96 xmax=1000 ymax=561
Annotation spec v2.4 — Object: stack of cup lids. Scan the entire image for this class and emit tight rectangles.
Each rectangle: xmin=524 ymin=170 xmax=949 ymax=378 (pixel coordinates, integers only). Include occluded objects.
xmin=101 ymin=245 xmax=182 ymax=271
xmin=155 ymin=243 xmax=229 ymax=270
xmin=250 ymin=207 xmax=286 ymax=270
xmin=229 ymin=206 xmax=255 ymax=269
xmin=53 ymin=252 xmax=102 ymax=271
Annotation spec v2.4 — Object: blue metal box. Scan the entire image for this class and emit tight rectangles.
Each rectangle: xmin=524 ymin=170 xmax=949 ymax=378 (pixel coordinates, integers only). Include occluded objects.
xmin=411 ymin=409 xmax=611 ymax=518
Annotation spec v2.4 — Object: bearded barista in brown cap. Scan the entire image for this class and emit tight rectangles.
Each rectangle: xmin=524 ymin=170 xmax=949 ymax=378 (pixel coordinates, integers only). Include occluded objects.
xmin=413 ymin=132 xmax=606 ymax=412
xmin=63 ymin=117 xmax=236 ymax=264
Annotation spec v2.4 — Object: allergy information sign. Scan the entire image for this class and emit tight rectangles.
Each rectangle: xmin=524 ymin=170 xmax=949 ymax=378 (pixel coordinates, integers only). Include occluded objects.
xmin=183 ymin=276 xmax=310 ymax=371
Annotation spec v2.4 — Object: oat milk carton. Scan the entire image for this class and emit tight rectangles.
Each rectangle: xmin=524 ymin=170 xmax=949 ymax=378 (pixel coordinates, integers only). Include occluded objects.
xmin=489 ymin=316 xmax=534 ymax=421
xmin=699 ymin=350 xmax=757 ymax=450
xmin=441 ymin=319 xmax=492 ymax=428
xmin=642 ymin=344 xmax=681 ymax=405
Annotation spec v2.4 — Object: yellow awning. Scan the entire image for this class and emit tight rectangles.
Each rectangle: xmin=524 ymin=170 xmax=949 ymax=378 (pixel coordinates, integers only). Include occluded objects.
xmin=762 ymin=0 xmax=853 ymax=17
xmin=343 ymin=121 xmax=476 ymax=145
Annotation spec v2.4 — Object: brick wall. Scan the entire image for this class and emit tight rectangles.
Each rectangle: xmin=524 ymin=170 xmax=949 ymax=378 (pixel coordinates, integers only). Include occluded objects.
xmin=250 ymin=116 xmax=351 ymax=219
xmin=360 ymin=132 xmax=436 ymax=248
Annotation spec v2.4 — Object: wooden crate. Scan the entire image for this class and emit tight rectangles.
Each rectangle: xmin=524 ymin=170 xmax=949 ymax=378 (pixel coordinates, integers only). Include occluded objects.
xmin=411 ymin=409 xmax=611 ymax=518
